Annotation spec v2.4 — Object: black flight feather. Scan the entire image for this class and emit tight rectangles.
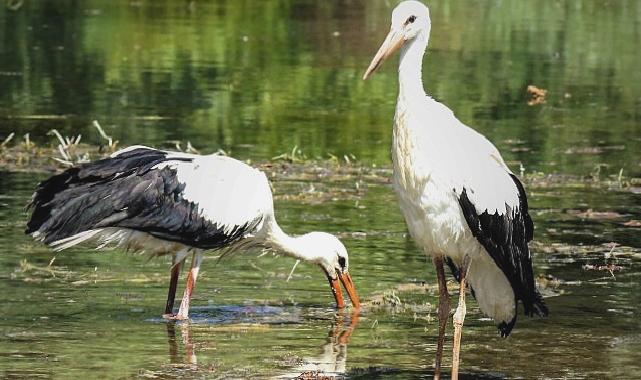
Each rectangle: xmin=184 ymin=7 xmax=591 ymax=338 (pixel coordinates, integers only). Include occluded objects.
xmin=457 ymin=173 xmax=548 ymax=337
xmin=26 ymin=147 xmax=258 ymax=250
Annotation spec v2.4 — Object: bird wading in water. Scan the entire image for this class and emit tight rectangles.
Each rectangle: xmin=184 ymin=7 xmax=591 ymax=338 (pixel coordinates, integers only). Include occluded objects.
xmin=26 ymin=146 xmax=360 ymax=319
xmin=362 ymin=1 xmax=548 ymax=378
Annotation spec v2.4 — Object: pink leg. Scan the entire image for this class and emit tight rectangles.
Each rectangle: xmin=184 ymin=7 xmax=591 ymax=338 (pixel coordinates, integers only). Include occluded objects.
xmin=433 ymin=255 xmax=450 ymax=380
xmin=175 ymin=252 xmax=203 ymax=320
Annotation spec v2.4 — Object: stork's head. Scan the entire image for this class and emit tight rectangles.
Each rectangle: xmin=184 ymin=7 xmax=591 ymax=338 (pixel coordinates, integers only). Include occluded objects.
xmin=297 ymin=232 xmax=360 ymax=309
xmin=363 ymin=0 xmax=431 ymax=80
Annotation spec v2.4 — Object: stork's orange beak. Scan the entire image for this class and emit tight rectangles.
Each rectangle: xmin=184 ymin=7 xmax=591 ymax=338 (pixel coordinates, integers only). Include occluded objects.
xmin=339 ymin=272 xmax=360 ymax=308
xmin=363 ymin=29 xmax=405 ymax=80
xmin=329 ymin=272 xmax=360 ymax=309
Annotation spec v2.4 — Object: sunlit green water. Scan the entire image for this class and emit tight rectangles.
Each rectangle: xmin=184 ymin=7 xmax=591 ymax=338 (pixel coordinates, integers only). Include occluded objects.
xmin=1 ymin=0 xmax=641 ymax=379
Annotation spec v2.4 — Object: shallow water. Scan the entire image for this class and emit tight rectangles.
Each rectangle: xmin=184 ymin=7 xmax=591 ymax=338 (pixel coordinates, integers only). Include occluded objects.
xmin=1 ymin=0 xmax=641 ymax=379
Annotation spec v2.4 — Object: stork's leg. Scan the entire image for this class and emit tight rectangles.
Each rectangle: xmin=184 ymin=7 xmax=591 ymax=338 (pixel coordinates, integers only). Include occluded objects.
xmin=163 ymin=255 xmax=182 ymax=317
xmin=451 ymin=255 xmax=470 ymax=380
xmin=175 ymin=252 xmax=204 ymax=320
xmin=433 ymin=255 xmax=450 ymax=380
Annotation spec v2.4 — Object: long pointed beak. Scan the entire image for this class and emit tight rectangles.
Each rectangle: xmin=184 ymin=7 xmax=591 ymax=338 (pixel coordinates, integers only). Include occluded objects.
xmin=363 ymin=29 xmax=405 ymax=80
xmin=339 ymin=272 xmax=360 ymax=308
xmin=329 ymin=276 xmax=346 ymax=308
xmin=328 ymin=271 xmax=360 ymax=309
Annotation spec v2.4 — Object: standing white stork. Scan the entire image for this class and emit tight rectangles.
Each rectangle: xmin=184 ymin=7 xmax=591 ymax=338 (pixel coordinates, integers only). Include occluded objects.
xmin=362 ymin=1 xmax=547 ymax=379
xmin=25 ymin=146 xmax=359 ymax=320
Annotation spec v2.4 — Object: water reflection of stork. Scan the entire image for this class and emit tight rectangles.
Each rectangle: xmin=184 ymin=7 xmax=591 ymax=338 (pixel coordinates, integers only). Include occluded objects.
xmin=362 ymin=1 xmax=548 ymax=379
xmin=164 ymin=310 xmax=360 ymax=377
xmin=26 ymin=146 xmax=359 ymax=319
xmin=278 ymin=311 xmax=360 ymax=378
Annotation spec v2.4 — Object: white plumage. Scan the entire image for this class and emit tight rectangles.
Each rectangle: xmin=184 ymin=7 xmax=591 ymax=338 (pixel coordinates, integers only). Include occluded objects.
xmin=165 ymin=152 xmax=272 ymax=236
xmin=363 ymin=1 xmax=547 ymax=378
xmin=26 ymin=146 xmax=359 ymax=319
xmin=393 ymin=95 xmax=521 ymax=323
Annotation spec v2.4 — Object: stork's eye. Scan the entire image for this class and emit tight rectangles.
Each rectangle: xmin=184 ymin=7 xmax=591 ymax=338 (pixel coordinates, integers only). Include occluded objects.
xmin=407 ymin=15 xmax=417 ymax=24
xmin=338 ymin=256 xmax=346 ymax=270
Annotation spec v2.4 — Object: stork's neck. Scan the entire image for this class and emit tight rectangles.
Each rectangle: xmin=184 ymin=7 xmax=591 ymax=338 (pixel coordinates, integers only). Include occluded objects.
xmin=264 ymin=220 xmax=320 ymax=263
xmin=398 ymin=34 xmax=428 ymax=101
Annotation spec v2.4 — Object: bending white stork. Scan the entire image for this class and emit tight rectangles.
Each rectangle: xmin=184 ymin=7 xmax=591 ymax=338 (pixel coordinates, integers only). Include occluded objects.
xmin=363 ymin=1 xmax=547 ymax=379
xmin=25 ymin=146 xmax=360 ymax=320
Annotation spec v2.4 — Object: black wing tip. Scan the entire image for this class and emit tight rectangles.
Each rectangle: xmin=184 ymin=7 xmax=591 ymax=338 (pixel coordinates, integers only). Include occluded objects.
xmin=531 ymin=292 xmax=549 ymax=317
xmin=459 ymin=183 xmax=545 ymax=322
xmin=24 ymin=147 xmax=172 ymax=244
xmin=535 ymin=304 xmax=549 ymax=318
xmin=499 ymin=295 xmax=548 ymax=338
xmin=498 ymin=298 xmax=548 ymax=338
xmin=498 ymin=316 xmax=517 ymax=338
xmin=521 ymin=286 xmax=549 ymax=318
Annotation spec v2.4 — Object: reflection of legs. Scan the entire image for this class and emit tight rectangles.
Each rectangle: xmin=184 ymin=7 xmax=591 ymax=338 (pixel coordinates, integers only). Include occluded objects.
xmin=451 ymin=255 xmax=470 ymax=380
xmin=166 ymin=323 xmax=179 ymax=363
xmin=433 ymin=255 xmax=450 ymax=380
xmin=165 ymin=321 xmax=197 ymax=364
xmin=164 ymin=254 xmax=182 ymax=317
xmin=180 ymin=323 xmax=197 ymax=364
xmin=176 ymin=252 xmax=204 ymax=320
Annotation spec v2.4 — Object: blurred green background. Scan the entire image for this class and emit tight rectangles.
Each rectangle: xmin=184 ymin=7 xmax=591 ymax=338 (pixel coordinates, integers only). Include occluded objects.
xmin=1 ymin=0 xmax=639 ymax=174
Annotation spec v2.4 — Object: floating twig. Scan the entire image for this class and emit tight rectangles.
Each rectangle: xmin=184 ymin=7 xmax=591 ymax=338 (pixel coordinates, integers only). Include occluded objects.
xmin=286 ymin=259 xmax=300 ymax=282
xmin=48 ymin=129 xmax=85 ymax=165
xmin=22 ymin=133 xmax=33 ymax=148
xmin=186 ymin=141 xmax=200 ymax=154
xmin=1 ymin=132 xmax=14 ymax=149
xmin=93 ymin=120 xmax=118 ymax=151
